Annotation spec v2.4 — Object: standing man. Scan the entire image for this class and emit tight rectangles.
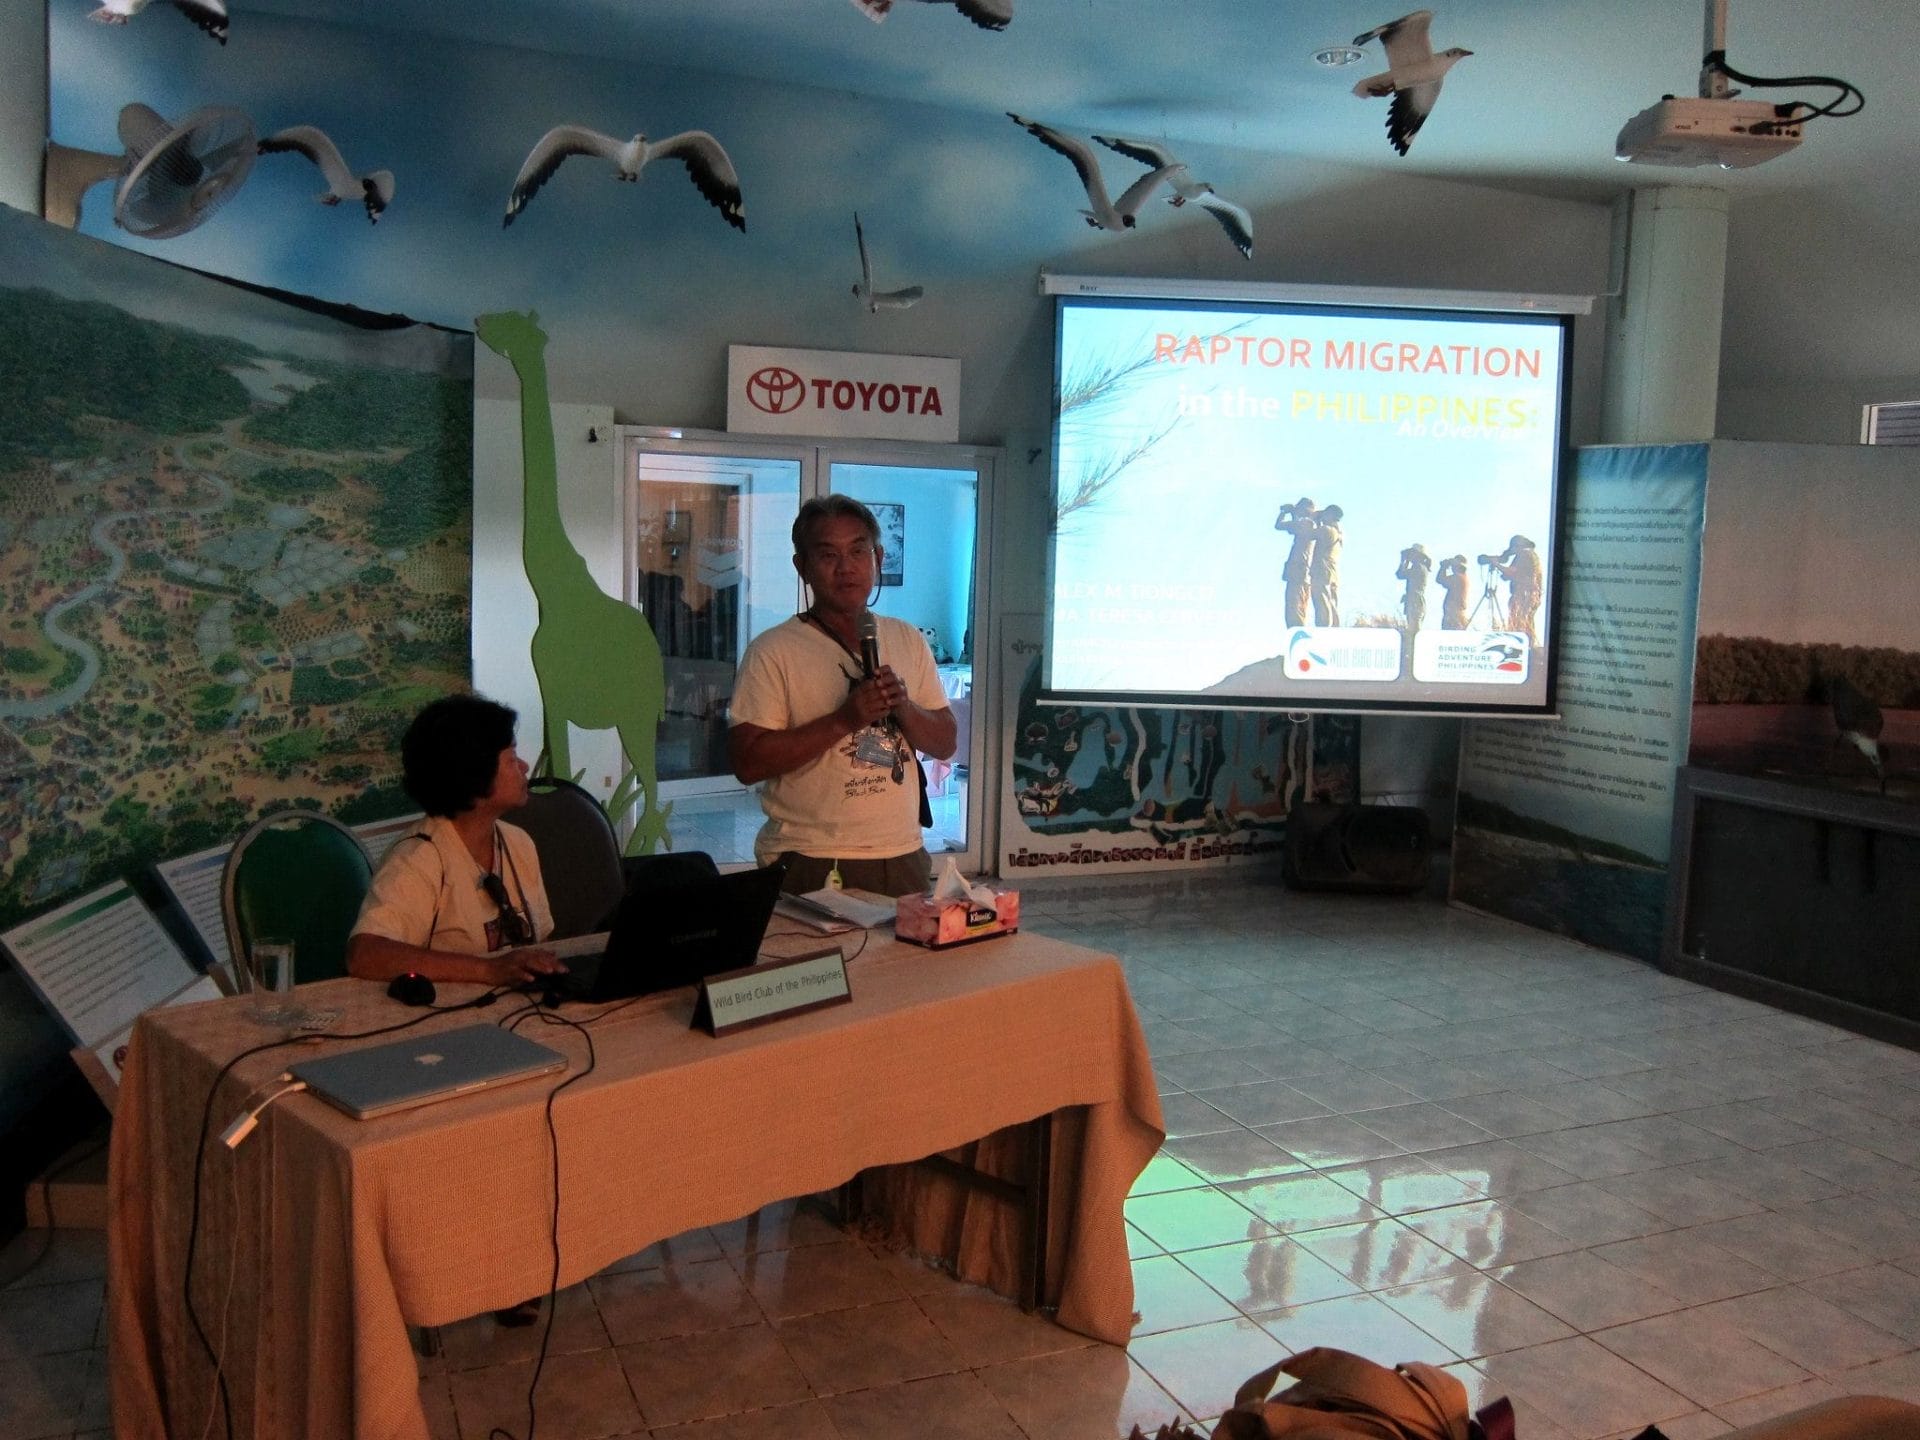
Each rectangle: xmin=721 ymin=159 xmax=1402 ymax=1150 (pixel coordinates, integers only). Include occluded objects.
xmin=1396 ymin=544 xmax=1432 ymax=633
xmin=1273 ymin=496 xmax=1317 ymax=626
xmin=1437 ymin=555 xmax=1470 ymax=630
xmin=1310 ymin=504 xmax=1344 ymax=627
xmin=1488 ymin=534 xmax=1544 ymax=645
xmin=728 ymin=495 xmax=956 ymax=897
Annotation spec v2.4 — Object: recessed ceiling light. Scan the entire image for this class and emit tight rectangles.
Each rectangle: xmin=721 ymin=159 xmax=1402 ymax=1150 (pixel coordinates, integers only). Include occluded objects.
xmin=1313 ymin=45 xmax=1366 ymax=67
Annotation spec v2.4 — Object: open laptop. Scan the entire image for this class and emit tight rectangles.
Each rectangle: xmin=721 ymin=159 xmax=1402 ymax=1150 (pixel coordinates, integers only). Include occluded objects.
xmin=289 ymin=1023 xmax=568 ymax=1120
xmin=533 ymin=861 xmax=788 ymax=1004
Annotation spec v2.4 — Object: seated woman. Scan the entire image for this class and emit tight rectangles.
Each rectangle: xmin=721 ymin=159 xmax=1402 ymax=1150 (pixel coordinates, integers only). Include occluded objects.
xmin=347 ymin=694 xmax=570 ymax=989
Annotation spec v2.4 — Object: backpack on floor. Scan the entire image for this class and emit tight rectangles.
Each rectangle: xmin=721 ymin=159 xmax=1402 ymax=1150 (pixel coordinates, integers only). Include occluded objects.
xmin=1207 ymin=1347 xmax=1514 ymax=1440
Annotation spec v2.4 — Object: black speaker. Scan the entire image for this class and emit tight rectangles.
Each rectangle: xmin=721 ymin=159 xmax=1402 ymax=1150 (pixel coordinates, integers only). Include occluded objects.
xmin=1283 ymin=802 xmax=1432 ymax=894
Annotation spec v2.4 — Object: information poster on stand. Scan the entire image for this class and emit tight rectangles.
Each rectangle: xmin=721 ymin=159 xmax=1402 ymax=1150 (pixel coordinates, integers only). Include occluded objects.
xmin=996 ymin=615 xmax=1317 ymax=875
xmin=1451 ymin=444 xmax=1707 ymax=960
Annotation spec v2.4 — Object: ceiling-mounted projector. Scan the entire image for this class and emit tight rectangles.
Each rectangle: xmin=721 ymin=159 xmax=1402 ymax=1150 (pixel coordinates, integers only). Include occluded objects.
xmin=1614 ymin=0 xmax=1859 ymax=171
xmin=1614 ymin=96 xmax=1801 ymax=168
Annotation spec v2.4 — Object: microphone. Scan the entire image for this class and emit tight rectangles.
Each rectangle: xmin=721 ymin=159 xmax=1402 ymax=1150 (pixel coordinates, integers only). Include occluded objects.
xmin=858 ymin=613 xmax=897 ymax=735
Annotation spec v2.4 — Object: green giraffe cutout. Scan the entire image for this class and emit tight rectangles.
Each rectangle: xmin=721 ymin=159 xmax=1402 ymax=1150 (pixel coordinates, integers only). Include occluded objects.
xmin=475 ymin=309 xmax=673 ymax=855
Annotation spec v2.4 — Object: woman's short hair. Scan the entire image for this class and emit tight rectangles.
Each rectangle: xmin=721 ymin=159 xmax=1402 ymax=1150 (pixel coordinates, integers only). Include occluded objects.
xmin=791 ymin=494 xmax=880 ymax=555
xmin=400 ymin=694 xmax=518 ymax=817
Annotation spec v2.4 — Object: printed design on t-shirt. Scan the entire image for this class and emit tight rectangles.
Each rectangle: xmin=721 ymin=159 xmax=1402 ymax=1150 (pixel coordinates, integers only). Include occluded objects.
xmin=835 ymin=665 xmax=908 ymax=795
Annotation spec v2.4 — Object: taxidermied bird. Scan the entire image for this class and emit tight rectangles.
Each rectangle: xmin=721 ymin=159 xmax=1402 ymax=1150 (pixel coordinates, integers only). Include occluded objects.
xmin=1820 ymin=669 xmax=1886 ymax=790
xmin=504 ymin=125 xmax=745 ymax=231
xmin=1091 ymin=135 xmax=1254 ymax=259
xmin=851 ymin=213 xmax=923 ymax=311
xmin=88 ymin=0 xmax=227 ymax=44
xmin=1351 ymin=9 xmax=1473 ymax=155
xmin=1007 ymin=114 xmax=1179 ymax=234
xmin=258 ymin=126 xmax=394 ymax=224
xmin=848 ymin=0 xmax=1014 ymax=30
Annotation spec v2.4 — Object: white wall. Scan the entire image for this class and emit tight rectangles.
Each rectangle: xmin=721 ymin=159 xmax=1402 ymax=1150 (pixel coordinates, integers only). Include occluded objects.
xmin=1700 ymin=440 xmax=1920 ymax=649
xmin=1719 ymin=379 xmax=1920 ymax=447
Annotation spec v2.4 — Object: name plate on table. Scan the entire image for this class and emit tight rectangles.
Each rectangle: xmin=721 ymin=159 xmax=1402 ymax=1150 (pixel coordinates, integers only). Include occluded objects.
xmin=694 ymin=947 xmax=852 ymax=1037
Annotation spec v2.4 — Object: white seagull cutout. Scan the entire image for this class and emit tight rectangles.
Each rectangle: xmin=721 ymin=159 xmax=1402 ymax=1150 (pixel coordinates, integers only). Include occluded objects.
xmin=88 ymin=0 xmax=227 ymax=44
xmin=852 ymin=213 xmax=923 ymax=312
xmin=1351 ymin=9 xmax=1473 ymax=155
xmin=1007 ymin=114 xmax=1179 ymax=234
xmin=259 ymin=126 xmax=394 ymax=224
xmin=504 ymin=125 xmax=745 ymax=231
xmin=1091 ymin=135 xmax=1254 ymax=260
xmin=848 ymin=0 xmax=1013 ymax=31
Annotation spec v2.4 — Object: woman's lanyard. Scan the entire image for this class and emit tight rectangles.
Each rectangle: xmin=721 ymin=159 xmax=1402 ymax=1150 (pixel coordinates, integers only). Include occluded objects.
xmin=489 ymin=823 xmax=534 ymax=947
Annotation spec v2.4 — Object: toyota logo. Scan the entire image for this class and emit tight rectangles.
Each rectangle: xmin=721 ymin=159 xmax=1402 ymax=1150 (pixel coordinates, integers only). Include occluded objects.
xmin=745 ymin=366 xmax=806 ymax=414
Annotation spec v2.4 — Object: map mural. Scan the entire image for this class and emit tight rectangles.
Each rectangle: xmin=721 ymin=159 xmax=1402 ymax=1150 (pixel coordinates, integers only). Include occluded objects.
xmin=0 ymin=209 xmax=472 ymax=929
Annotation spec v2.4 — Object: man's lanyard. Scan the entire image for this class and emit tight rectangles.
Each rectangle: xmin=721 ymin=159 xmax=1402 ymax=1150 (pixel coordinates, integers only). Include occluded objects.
xmin=800 ymin=609 xmax=864 ymax=669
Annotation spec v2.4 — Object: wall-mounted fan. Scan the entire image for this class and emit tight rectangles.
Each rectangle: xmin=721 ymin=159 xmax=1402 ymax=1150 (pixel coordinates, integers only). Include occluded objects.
xmin=45 ymin=102 xmax=258 ymax=238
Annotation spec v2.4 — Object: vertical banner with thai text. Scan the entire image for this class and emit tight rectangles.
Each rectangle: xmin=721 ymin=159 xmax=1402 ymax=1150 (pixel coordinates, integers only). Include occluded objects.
xmin=1451 ymin=444 xmax=1707 ymax=959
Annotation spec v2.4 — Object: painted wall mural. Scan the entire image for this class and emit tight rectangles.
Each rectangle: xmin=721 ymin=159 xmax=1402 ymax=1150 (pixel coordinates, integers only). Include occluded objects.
xmin=0 ymin=206 xmax=472 ymax=929
xmin=996 ymin=617 xmax=1356 ymax=873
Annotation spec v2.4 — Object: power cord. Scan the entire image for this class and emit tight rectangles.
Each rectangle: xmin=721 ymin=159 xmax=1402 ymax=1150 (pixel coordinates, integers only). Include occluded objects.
xmin=217 ymin=1078 xmax=308 ymax=1150
xmin=1704 ymin=51 xmax=1865 ymax=123
xmin=0 ymin=1134 xmax=111 ymax=1290
xmin=198 ymin=1153 xmax=244 ymax=1440
xmin=488 ymin=999 xmax=599 ymax=1440
xmin=184 ymin=987 xmax=513 ymax=1440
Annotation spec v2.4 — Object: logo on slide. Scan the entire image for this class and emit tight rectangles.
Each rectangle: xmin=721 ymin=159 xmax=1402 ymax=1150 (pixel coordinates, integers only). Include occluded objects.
xmin=745 ymin=366 xmax=807 ymax=414
xmin=1412 ymin=630 xmax=1530 ymax=684
xmin=1286 ymin=628 xmax=1326 ymax=674
xmin=1480 ymin=635 xmax=1528 ymax=673
xmin=1284 ymin=627 xmax=1401 ymax=682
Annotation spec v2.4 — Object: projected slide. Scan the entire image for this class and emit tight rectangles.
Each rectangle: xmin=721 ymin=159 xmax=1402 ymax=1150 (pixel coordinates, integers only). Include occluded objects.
xmin=1046 ymin=296 xmax=1567 ymax=714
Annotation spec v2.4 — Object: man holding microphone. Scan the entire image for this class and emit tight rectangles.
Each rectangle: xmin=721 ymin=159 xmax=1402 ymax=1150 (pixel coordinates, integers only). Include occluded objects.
xmin=728 ymin=495 xmax=956 ymax=897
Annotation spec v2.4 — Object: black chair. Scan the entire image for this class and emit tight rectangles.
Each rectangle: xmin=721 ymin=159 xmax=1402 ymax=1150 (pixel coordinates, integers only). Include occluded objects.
xmin=221 ymin=811 xmax=373 ymax=989
xmin=502 ymin=777 xmax=625 ymax=938
xmin=621 ymin=849 xmax=719 ymax=894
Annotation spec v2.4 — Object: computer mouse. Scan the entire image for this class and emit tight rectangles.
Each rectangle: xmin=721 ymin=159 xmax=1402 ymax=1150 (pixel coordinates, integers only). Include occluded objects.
xmin=386 ymin=972 xmax=437 ymax=1008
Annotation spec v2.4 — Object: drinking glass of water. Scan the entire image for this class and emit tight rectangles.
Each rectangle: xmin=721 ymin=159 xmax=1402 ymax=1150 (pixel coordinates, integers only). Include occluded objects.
xmin=249 ymin=939 xmax=302 ymax=1025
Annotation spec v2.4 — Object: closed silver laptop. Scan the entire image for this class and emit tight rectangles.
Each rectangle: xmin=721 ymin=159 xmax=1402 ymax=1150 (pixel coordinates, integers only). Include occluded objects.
xmin=289 ymin=1023 xmax=567 ymax=1119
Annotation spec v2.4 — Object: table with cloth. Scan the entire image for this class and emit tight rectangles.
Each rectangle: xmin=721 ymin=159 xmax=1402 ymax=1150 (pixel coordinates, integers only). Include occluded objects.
xmin=107 ymin=929 xmax=1165 ymax=1440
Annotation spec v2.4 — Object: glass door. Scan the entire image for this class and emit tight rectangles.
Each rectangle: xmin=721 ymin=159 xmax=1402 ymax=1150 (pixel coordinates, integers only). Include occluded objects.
xmin=824 ymin=448 xmax=995 ymax=873
xmin=625 ymin=432 xmax=996 ymax=873
xmin=627 ymin=443 xmax=803 ymax=807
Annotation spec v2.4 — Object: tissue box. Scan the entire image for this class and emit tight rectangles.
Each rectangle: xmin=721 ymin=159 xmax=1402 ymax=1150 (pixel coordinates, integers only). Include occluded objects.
xmin=895 ymin=888 xmax=1020 ymax=948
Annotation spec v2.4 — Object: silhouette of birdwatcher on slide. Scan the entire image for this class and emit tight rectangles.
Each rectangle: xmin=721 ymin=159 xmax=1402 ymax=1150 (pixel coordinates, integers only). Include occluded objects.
xmin=1396 ymin=544 xmax=1432 ymax=632
xmin=1481 ymin=534 xmax=1543 ymax=645
xmin=1273 ymin=497 xmax=1317 ymax=626
xmin=1436 ymin=555 xmax=1470 ymax=630
xmin=1310 ymin=505 xmax=1344 ymax=626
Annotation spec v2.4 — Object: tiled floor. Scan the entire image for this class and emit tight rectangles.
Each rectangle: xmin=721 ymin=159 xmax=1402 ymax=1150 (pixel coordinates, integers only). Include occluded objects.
xmin=9 ymin=868 xmax=1920 ymax=1439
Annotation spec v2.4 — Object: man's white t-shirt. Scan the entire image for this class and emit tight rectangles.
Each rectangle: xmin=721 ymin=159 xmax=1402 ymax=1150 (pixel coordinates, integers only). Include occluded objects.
xmin=728 ymin=614 xmax=947 ymax=866
xmin=351 ymin=814 xmax=554 ymax=955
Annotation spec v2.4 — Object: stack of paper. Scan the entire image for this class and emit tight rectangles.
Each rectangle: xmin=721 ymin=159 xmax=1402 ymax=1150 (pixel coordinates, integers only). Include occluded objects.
xmin=781 ymin=888 xmax=897 ymax=929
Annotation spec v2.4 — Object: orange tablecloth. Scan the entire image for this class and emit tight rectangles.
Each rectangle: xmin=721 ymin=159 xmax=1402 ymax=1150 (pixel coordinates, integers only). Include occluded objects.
xmin=107 ymin=931 xmax=1163 ymax=1440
